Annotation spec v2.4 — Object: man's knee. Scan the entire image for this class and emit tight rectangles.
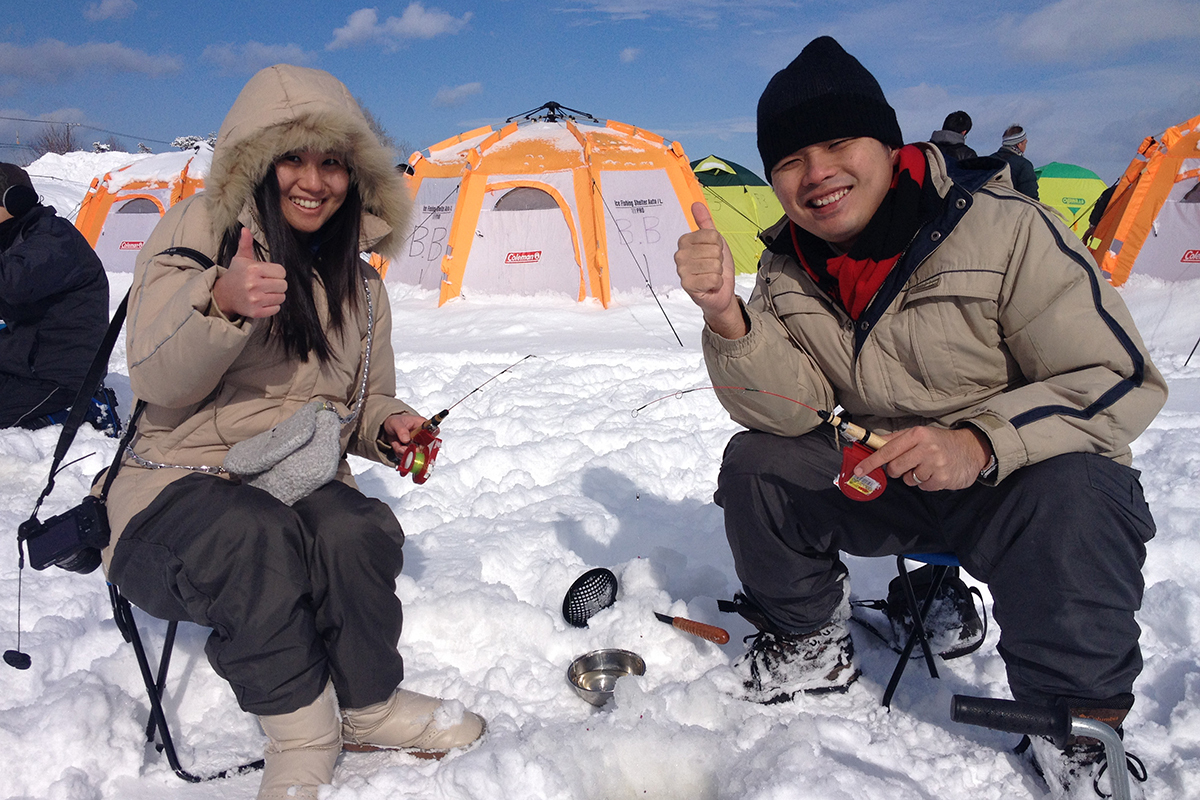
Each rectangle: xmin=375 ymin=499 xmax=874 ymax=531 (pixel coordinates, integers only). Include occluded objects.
xmin=717 ymin=430 xmax=840 ymax=505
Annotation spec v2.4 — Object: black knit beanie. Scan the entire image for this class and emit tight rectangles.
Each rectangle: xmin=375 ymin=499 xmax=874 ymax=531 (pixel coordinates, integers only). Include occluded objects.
xmin=757 ymin=36 xmax=903 ymax=181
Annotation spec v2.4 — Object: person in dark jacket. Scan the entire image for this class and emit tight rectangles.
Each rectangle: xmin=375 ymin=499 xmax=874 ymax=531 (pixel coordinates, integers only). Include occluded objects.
xmin=929 ymin=110 xmax=977 ymax=163
xmin=991 ymin=125 xmax=1039 ymax=200
xmin=0 ymin=163 xmax=109 ymax=428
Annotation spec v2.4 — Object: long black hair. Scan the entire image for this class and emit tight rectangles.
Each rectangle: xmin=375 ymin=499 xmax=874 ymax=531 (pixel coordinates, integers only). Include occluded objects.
xmin=216 ymin=163 xmax=364 ymax=363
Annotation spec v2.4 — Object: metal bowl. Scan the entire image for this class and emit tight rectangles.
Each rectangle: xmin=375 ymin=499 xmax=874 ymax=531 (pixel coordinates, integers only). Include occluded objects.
xmin=567 ymin=648 xmax=646 ymax=707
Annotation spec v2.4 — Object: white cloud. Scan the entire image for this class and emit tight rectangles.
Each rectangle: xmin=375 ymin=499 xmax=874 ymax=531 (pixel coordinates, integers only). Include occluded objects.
xmin=328 ymin=3 xmax=473 ymax=51
xmin=83 ymin=0 xmax=137 ymax=22
xmin=0 ymin=39 xmax=180 ymax=82
xmin=620 ymin=47 xmax=640 ymax=64
xmin=433 ymin=82 xmax=482 ymax=107
xmin=202 ymin=42 xmax=314 ymax=75
xmin=563 ymin=0 xmax=788 ymax=24
xmin=1001 ymin=0 xmax=1200 ymax=63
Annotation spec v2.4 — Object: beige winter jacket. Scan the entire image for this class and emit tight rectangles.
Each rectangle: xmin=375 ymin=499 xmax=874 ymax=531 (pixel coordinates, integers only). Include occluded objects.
xmin=101 ymin=64 xmax=414 ymax=561
xmin=702 ymin=144 xmax=1166 ymax=483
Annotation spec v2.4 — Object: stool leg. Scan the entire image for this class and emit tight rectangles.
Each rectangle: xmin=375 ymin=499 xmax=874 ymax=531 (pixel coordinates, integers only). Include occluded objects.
xmin=882 ymin=558 xmax=950 ymax=708
xmin=107 ymin=584 xmax=264 ymax=782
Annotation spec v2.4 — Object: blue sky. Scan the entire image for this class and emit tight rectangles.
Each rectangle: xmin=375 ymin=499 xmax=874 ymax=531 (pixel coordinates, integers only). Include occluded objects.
xmin=2 ymin=0 xmax=1198 ymax=183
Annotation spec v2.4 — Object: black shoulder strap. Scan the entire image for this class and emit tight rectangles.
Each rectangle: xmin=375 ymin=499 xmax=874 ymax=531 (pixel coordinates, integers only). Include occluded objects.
xmin=158 ymin=246 xmax=216 ymax=269
xmin=29 ymin=290 xmax=130 ymax=518
xmin=29 ymin=246 xmax=217 ymax=517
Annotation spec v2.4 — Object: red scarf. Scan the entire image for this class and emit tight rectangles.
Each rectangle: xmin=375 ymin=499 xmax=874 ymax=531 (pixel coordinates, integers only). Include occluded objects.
xmin=791 ymin=145 xmax=931 ymax=320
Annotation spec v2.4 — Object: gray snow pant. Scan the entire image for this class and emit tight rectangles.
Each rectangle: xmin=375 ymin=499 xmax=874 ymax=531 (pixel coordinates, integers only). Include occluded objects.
xmin=108 ymin=473 xmax=406 ymax=715
xmin=715 ymin=429 xmax=1156 ymax=706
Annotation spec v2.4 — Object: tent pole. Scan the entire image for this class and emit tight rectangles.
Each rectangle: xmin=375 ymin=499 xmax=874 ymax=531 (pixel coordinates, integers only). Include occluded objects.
xmin=1186 ymin=335 xmax=1200 ymax=367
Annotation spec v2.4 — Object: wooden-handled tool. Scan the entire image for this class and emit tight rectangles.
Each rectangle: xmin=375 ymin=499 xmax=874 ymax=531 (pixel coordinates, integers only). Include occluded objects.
xmin=654 ymin=612 xmax=730 ymax=644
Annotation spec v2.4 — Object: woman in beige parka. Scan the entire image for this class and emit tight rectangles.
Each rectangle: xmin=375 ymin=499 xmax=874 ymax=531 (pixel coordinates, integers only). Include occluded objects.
xmin=104 ymin=65 xmax=484 ymax=800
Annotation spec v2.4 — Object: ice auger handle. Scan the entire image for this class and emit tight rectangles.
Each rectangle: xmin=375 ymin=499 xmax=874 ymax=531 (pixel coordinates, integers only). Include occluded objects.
xmin=951 ymin=695 xmax=1072 ymax=748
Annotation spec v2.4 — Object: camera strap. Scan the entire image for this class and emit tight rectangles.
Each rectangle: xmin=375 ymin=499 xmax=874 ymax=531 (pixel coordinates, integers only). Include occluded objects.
xmin=27 ymin=246 xmax=214 ymax=520
xmin=27 ymin=290 xmax=131 ymax=521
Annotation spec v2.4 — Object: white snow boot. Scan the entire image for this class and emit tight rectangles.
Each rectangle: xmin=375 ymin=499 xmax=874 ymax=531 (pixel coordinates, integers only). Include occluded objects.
xmin=342 ymin=688 xmax=485 ymax=758
xmin=256 ymin=681 xmax=342 ymax=800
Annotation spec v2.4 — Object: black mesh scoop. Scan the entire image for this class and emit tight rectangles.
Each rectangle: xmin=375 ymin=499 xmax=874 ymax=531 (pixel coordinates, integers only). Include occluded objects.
xmin=562 ymin=568 xmax=618 ymax=627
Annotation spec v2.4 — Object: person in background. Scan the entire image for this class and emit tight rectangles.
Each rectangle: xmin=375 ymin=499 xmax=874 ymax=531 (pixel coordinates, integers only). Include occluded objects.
xmin=991 ymin=124 xmax=1040 ymax=199
xmin=929 ymin=110 xmax=977 ymax=163
xmin=675 ymin=35 xmax=1162 ymax=799
xmin=0 ymin=162 xmax=109 ymax=429
xmin=103 ymin=65 xmax=484 ymax=800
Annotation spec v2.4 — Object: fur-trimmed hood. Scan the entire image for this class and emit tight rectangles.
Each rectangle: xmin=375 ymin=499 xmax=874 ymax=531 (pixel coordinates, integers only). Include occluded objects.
xmin=206 ymin=64 xmax=410 ymax=257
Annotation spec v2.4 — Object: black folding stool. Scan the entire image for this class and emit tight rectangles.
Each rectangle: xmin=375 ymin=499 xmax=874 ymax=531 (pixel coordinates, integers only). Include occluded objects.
xmin=108 ymin=582 xmax=264 ymax=782
xmin=880 ymin=552 xmax=960 ymax=709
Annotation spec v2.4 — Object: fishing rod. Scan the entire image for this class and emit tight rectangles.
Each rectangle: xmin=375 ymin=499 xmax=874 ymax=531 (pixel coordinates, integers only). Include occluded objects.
xmin=391 ymin=355 xmax=536 ymax=483
xmin=633 ymin=385 xmax=890 ymax=500
xmin=632 ymin=385 xmax=887 ymax=450
xmin=589 ymin=177 xmax=684 ymax=348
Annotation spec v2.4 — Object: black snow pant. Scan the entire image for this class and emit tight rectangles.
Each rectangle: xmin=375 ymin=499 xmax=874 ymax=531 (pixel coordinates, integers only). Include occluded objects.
xmin=715 ymin=429 xmax=1156 ymax=706
xmin=0 ymin=373 xmax=71 ymax=428
xmin=108 ymin=473 xmax=406 ymax=716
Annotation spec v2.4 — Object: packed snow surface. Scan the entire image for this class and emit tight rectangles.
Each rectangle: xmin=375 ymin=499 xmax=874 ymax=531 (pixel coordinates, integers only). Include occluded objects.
xmin=2 ymin=156 xmax=1199 ymax=799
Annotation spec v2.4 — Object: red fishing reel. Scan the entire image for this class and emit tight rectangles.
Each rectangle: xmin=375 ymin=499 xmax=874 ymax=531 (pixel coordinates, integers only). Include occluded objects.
xmin=395 ymin=409 xmax=447 ymax=484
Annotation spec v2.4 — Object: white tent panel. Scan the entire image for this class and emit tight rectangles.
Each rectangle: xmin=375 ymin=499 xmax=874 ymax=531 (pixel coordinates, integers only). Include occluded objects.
xmin=598 ymin=168 xmax=690 ymax=293
xmin=393 ymin=177 xmax=462 ymax=289
xmin=93 ymin=190 xmax=171 ymax=273
xmin=466 ymin=201 xmax=582 ymax=296
xmin=1134 ymin=194 xmax=1200 ymax=282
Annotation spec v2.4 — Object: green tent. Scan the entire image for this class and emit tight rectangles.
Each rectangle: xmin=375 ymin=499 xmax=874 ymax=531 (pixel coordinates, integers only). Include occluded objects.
xmin=691 ymin=155 xmax=785 ymax=274
xmin=1034 ymin=162 xmax=1109 ymax=238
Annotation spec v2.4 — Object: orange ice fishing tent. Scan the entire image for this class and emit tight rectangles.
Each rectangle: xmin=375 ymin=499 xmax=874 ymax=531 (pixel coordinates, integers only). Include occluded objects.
xmin=74 ymin=144 xmax=210 ymax=272
xmin=1088 ymin=114 xmax=1200 ymax=285
xmin=389 ymin=102 xmax=705 ymax=306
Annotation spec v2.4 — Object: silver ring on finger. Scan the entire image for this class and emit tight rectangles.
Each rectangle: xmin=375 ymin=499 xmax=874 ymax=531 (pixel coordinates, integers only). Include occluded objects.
xmin=911 ymin=471 xmax=923 ymax=485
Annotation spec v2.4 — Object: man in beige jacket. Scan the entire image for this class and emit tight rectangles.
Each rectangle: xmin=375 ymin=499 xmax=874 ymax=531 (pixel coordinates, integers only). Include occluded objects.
xmin=675 ymin=36 xmax=1163 ymax=798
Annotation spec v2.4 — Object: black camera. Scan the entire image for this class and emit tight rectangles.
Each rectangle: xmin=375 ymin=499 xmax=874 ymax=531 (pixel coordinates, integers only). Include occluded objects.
xmin=18 ymin=496 xmax=110 ymax=574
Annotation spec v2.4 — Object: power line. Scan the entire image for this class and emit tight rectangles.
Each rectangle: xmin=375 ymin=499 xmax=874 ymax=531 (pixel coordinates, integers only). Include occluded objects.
xmin=0 ymin=115 xmax=175 ymax=146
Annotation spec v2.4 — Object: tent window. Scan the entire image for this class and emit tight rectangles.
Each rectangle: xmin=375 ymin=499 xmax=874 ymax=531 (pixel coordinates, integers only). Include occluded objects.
xmin=1182 ymin=182 xmax=1200 ymax=203
xmin=494 ymin=187 xmax=558 ymax=211
xmin=116 ymin=198 xmax=161 ymax=214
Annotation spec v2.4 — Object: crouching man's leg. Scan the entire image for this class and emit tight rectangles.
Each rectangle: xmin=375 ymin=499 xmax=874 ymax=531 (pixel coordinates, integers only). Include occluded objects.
xmin=715 ymin=429 xmax=944 ymax=702
xmin=951 ymin=453 xmax=1155 ymax=798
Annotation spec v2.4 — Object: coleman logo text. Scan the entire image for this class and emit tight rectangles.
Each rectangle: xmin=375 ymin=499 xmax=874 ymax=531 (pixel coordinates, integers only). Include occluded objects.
xmin=505 ymin=251 xmax=541 ymax=264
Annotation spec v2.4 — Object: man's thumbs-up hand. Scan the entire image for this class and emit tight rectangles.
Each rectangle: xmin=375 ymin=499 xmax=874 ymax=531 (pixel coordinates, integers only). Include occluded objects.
xmin=213 ymin=228 xmax=288 ymax=319
xmin=674 ymin=201 xmax=745 ymax=339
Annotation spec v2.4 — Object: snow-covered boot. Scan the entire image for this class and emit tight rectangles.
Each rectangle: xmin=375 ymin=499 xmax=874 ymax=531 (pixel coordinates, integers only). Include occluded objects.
xmin=729 ymin=591 xmax=859 ymax=704
xmin=1018 ymin=695 xmax=1148 ymax=799
xmin=342 ymin=688 xmax=485 ymax=758
xmin=256 ymin=681 xmax=342 ymax=800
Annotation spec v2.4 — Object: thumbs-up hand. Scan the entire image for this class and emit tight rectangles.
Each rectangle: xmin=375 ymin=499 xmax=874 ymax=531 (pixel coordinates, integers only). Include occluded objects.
xmin=213 ymin=228 xmax=288 ymax=319
xmin=675 ymin=202 xmax=745 ymax=338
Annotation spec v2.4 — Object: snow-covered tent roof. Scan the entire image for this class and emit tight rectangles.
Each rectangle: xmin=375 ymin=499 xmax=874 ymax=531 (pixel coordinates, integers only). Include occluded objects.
xmin=74 ymin=144 xmax=211 ymax=272
xmin=389 ymin=103 xmax=704 ymax=307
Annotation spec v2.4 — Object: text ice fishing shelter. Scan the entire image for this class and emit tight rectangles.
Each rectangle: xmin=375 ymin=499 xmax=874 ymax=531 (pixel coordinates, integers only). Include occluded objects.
xmin=691 ymin=154 xmax=784 ymax=274
xmin=1088 ymin=114 xmax=1200 ymax=285
xmin=1034 ymin=162 xmax=1108 ymax=239
xmin=390 ymin=102 xmax=705 ymax=306
xmin=74 ymin=144 xmax=211 ymax=273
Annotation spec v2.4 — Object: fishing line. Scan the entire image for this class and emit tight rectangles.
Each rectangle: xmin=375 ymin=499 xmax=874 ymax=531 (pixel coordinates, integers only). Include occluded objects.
xmin=590 ymin=177 xmax=684 ymax=347
xmin=701 ymin=185 xmax=767 ymax=232
xmin=631 ymin=385 xmax=886 ymax=450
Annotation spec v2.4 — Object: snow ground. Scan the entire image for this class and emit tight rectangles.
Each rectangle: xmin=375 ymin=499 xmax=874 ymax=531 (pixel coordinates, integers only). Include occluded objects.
xmin=2 ymin=159 xmax=1199 ymax=800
